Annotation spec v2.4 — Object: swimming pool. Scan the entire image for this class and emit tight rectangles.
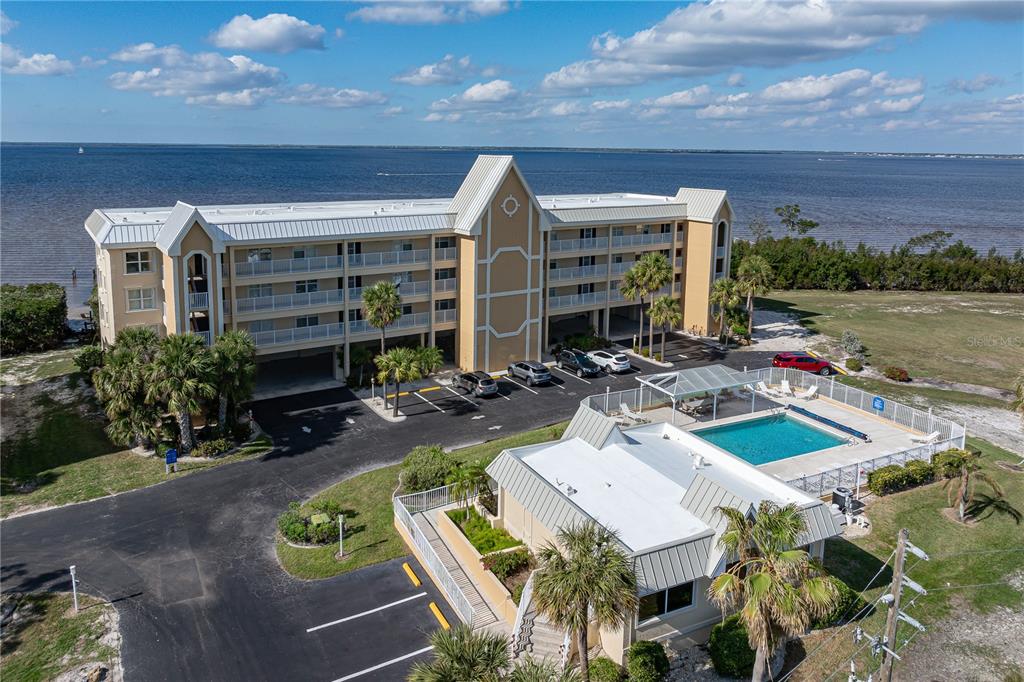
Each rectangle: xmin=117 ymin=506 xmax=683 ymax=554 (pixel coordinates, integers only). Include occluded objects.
xmin=693 ymin=414 xmax=847 ymax=465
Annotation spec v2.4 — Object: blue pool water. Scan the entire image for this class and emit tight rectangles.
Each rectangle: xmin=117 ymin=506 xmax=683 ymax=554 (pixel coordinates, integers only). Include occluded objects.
xmin=693 ymin=415 xmax=846 ymax=465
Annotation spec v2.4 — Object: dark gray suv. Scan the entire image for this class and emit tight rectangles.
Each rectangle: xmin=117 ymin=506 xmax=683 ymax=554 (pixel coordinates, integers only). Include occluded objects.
xmin=506 ymin=360 xmax=553 ymax=386
xmin=556 ymin=349 xmax=602 ymax=378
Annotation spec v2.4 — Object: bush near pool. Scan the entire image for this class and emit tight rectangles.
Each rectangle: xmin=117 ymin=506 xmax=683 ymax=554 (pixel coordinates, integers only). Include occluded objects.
xmin=708 ymin=614 xmax=756 ymax=678
xmin=588 ymin=656 xmax=624 ymax=682
xmin=626 ymin=640 xmax=670 ymax=682
xmin=867 ymin=458 xmax=938 ymax=496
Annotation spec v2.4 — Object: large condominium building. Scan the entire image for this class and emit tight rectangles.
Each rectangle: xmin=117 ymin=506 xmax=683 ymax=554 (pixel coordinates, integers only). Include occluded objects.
xmin=85 ymin=155 xmax=732 ymax=377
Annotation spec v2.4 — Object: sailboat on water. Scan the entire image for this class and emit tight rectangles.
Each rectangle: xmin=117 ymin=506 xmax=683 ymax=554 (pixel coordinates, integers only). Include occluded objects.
xmin=78 ymin=146 xmax=84 ymax=154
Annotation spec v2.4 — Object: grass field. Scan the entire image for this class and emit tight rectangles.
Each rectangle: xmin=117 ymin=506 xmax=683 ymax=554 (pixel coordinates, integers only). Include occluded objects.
xmin=837 ymin=376 xmax=1009 ymax=411
xmin=276 ymin=422 xmax=567 ymax=579
xmin=759 ymin=291 xmax=1023 ymax=391
xmin=789 ymin=437 xmax=1024 ymax=680
xmin=0 ymin=592 xmax=118 ymax=682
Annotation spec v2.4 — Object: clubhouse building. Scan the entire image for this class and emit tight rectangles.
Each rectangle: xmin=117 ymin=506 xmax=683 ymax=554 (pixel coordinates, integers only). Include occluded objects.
xmin=85 ymin=155 xmax=732 ymax=376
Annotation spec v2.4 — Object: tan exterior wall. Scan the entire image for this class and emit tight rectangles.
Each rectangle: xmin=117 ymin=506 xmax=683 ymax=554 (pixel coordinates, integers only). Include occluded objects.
xmin=457 ymin=235 xmax=477 ymax=369
xmin=102 ymin=247 xmax=164 ymax=340
xmin=495 ymin=487 xmax=559 ymax=553
xmin=683 ymin=220 xmax=714 ymax=335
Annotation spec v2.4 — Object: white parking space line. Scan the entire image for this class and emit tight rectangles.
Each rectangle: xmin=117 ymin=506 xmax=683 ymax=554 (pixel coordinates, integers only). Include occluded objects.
xmin=306 ymin=592 xmax=427 ymax=633
xmin=502 ymin=376 xmax=538 ymax=395
xmin=495 ymin=388 xmax=512 ymax=401
xmin=284 ymin=402 xmax=348 ymax=417
xmin=332 ymin=646 xmax=435 ymax=682
xmin=413 ymin=391 xmax=445 ymax=413
xmin=552 ymin=366 xmax=593 ymax=384
xmin=443 ymin=385 xmax=478 ymax=406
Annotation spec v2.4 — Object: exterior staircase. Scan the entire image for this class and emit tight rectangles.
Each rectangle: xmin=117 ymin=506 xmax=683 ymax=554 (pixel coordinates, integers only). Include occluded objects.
xmin=514 ymin=606 xmax=566 ymax=664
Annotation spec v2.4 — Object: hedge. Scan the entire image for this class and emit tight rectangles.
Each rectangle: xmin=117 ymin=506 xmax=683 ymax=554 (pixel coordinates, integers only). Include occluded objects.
xmin=401 ymin=444 xmax=457 ymax=492
xmin=625 ymin=640 xmax=670 ymax=682
xmin=588 ymin=657 xmax=624 ymax=682
xmin=480 ymin=548 xmax=530 ymax=580
xmin=867 ymin=460 xmax=936 ymax=496
xmin=0 ymin=283 xmax=68 ymax=354
xmin=708 ymin=614 xmax=756 ymax=678
xmin=446 ymin=507 xmax=522 ymax=554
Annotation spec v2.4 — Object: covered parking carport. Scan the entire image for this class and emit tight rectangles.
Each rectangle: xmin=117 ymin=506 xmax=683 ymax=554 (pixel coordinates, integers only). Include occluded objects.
xmin=636 ymin=364 xmax=763 ymax=423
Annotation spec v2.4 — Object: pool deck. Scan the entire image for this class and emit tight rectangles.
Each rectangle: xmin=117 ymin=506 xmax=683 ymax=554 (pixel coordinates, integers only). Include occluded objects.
xmin=636 ymin=392 xmax=923 ymax=484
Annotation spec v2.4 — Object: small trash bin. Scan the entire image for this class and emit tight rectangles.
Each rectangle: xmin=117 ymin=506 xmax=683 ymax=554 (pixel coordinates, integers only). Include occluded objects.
xmin=832 ymin=486 xmax=853 ymax=511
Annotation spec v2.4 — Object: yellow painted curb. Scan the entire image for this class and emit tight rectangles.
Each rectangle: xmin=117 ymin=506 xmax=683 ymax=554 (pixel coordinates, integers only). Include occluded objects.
xmin=429 ymin=602 xmax=450 ymax=630
xmin=805 ymin=349 xmax=848 ymax=375
xmin=419 ymin=386 xmax=442 ymax=393
xmin=402 ymin=562 xmax=422 ymax=587
xmin=385 ymin=391 xmax=411 ymax=399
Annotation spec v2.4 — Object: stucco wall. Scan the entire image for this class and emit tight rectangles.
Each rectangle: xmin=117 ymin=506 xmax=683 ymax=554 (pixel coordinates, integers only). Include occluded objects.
xmin=104 ymin=246 xmax=164 ymax=339
xmin=683 ymin=220 xmax=714 ymax=335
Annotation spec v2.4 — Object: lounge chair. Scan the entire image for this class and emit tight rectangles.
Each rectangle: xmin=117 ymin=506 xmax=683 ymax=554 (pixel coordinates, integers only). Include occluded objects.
xmin=910 ymin=430 xmax=941 ymax=444
xmin=756 ymin=381 xmax=782 ymax=397
xmin=680 ymin=397 xmax=705 ymax=416
xmin=780 ymin=380 xmax=795 ymax=396
xmin=619 ymin=403 xmax=649 ymax=424
xmin=794 ymin=385 xmax=818 ymax=401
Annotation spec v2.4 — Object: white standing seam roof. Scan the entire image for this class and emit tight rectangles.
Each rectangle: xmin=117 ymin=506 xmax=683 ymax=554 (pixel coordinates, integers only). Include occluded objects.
xmin=674 ymin=188 xmax=729 ymax=223
xmin=640 ymin=364 xmax=762 ymax=400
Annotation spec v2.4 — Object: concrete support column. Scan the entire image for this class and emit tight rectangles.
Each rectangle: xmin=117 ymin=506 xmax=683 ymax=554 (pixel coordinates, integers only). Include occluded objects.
xmin=590 ymin=308 xmax=598 ymax=331
xmin=420 ymin=332 xmax=426 ymax=347
xmin=343 ymin=341 xmax=351 ymax=377
xmin=333 ymin=344 xmax=345 ymax=380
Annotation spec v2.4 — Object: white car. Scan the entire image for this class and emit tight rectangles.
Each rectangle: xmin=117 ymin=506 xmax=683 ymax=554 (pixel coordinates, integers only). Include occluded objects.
xmin=587 ymin=349 xmax=631 ymax=373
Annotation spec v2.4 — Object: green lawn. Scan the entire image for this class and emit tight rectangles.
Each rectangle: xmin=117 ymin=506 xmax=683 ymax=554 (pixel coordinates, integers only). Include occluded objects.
xmin=758 ymin=291 xmax=1023 ymax=391
xmin=0 ymin=592 xmax=118 ymax=682
xmin=790 ymin=437 xmax=1024 ymax=680
xmin=837 ymin=376 xmax=1009 ymax=411
xmin=276 ymin=423 xmax=567 ymax=580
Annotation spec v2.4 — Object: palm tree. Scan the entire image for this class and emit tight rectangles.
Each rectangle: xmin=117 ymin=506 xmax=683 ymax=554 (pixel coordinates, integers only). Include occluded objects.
xmin=708 ymin=501 xmax=840 ymax=682
xmin=532 ymin=521 xmax=638 ymax=682
xmin=211 ymin=330 xmax=256 ymax=430
xmin=146 ymin=333 xmax=216 ymax=455
xmin=709 ymin=277 xmax=740 ymax=343
xmin=93 ymin=327 xmax=161 ymax=448
xmin=416 ymin=345 xmax=445 ymax=377
xmin=649 ymin=295 xmax=682 ymax=361
xmin=619 ymin=268 xmax=649 ymax=354
xmin=447 ymin=461 xmax=488 ymax=514
xmin=506 ymin=658 xmax=582 ymax=682
xmin=941 ymin=448 xmax=1004 ymax=522
xmin=363 ymin=280 xmax=402 ymax=399
xmin=736 ymin=255 xmax=773 ymax=339
xmin=407 ymin=624 xmax=508 ymax=682
xmin=347 ymin=345 xmax=374 ymax=385
xmin=375 ymin=346 xmax=422 ymax=418
xmin=637 ymin=252 xmax=672 ymax=353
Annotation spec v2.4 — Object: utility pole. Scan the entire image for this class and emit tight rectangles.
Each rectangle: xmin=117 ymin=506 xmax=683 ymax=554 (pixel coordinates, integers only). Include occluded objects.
xmin=880 ymin=529 xmax=909 ymax=682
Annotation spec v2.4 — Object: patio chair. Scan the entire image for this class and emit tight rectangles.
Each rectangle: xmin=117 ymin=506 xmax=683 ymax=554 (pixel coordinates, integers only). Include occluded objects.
xmin=794 ymin=385 xmax=818 ymax=400
xmin=780 ymin=380 xmax=795 ymax=396
xmin=619 ymin=403 xmax=649 ymax=424
xmin=756 ymin=381 xmax=782 ymax=397
xmin=910 ymin=430 xmax=941 ymax=444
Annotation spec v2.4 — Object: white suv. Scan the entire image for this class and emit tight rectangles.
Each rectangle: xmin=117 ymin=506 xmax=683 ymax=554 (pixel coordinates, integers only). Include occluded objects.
xmin=587 ymin=350 xmax=631 ymax=373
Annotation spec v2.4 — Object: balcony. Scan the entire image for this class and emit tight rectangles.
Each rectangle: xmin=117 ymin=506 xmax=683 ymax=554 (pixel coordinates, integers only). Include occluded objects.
xmin=611 ymin=232 xmax=673 ymax=249
xmin=234 ymin=255 xmax=345 ymax=279
xmin=548 ymin=291 xmax=607 ymax=310
xmin=716 ymin=246 xmax=728 ymax=258
xmin=548 ymin=237 xmax=608 ymax=253
xmin=253 ymin=322 xmax=346 ymax=348
xmin=235 ymin=288 xmax=345 ymax=315
xmin=547 ymin=264 xmax=608 ymax=282
xmin=348 ymin=311 xmax=431 ymax=335
xmin=189 ymin=330 xmax=212 ymax=346
xmin=434 ymin=278 xmax=457 ymax=293
xmin=675 ymin=257 xmax=683 ymax=268
xmin=223 ymin=299 xmax=230 ymax=316
xmin=347 ymin=281 xmax=431 ymax=301
xmin=435 ymin=247 xmax=457 ymax=261
xmin=348 ymin=249 xmax=430 ymax=269
xmin=188 ymin=291 xmax=209 ymax=309
xmin=610 ymin=261 xmax=635 ymax=275
xmin=434 ymin=308 xmax=457 ymax=324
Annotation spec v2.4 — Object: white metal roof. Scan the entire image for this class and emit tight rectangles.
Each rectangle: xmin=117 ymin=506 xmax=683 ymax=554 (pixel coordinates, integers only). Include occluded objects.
xmin=674 ymin=188 xmax=729 ymax=223
xmin=639 ymin=364 xmax=763 ymax=400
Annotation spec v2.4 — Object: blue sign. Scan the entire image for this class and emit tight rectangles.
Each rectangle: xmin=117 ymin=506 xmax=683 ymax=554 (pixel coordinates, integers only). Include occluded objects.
xmin=872 ymin=396 xmax=885 ymax=411
xmin=165 ymin=448 xmax=178 ymax=465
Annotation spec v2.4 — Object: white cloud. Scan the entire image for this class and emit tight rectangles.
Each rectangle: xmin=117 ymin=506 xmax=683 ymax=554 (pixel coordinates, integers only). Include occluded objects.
xmin=431 ymin=79 xmax=518 ymax=111
xmin=696 ymin=104 xmax=750 ymax=119
xmin=717 ymin=92 xmax=751 ymax=104
xmin=1 ymin=10 xmax=18 ymax=35
xmin=645 ymin=84 xmax=711 ymax=108
xmin=422 ymin=112 xmax=463 ymax=122
xmin=393 ymin=54 xmax=476 ymax=86
xmin=591 ymin=99 xmax=631 ymax=110
xmin=1 ymin=43 xmax=74 ymax=76
xmin=542 ymin=0 xmax=1018 ymax=91
xmin=945 ymin=73 xmax=1004 ymax=94
xmin=761 ymin=69 xmax=872 ymax=103
xmin=382 ymin=105 xmax=406 ymax=116
xmin=109 ymin=43 xmax=283 ymax=106
xmin=781 ymin=115 xmax=819 ymax=128
xmin=550 ymin=101 xmax=585 ymax=116
xmin=348 ymin=1 xmax=510 ymax=25
xmin=209 ymin=13 xmax=326 ymax=54
xmin=726 ymin=73 xmax=745 ymax=87
xmin=278 ymin=84 xmax=388 ymax=108
xmin=842 ymin=94 xmax=925 ymax=118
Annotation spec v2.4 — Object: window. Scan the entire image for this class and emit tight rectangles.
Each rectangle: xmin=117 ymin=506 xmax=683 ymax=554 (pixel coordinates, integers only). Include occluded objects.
xmin=434 ymin=268 xmax=456 ymax=280
xmin=660 ymin=223 xmax=672 ymax=234
xmin=293 ymin=245 xmax=313 ymax=260
xmin=401 ymin=304 xmax=413 ymax=315
xmin=579 ymin=228 xmax=596 ymax=240
xmin=639 ymin=581 xmax=694 ymax=621
xmin=641 ymin=224 xmax=653 ymax=234
xmin=125 ymin=251 xmax=151 ymax=274
xmin=578 ymin=255 xmax=595 ymax=267
xmin=295 ymin=315 xmax=319 ymax=328
xmin=248 ymin=284 xmax=272 ymax=298
xmin=347 ymin=275 xmax=362 ymax=288
xmin=348 ymin=309 xmax=363 ymax=321
xmin=612 ymin=226 xmax=626 ymax=237
xmin=435 ymin=299 xmax=455 ymax=311
xmin=717 ymin=221 xmax=728 ymax=247
xmin=715 ymin=258 xmax=725 ymax=273
xmin=347 ymin=242 xmax=362 ymax=255
xmin=577 ymin=283 xmax=594 ymax=295
xmin=247 ymin=248 xmax=271 ymax=263
xmin=393 ymin=240 xmax=413 ymax=252
xmin=394 ymin=271 xmax=413 ymax=284
xmin=434 ymin=237 xmax=454 ymax=249
xmin=295 ymin=280 xmax=318 ymax=294
xmin=249 ymin=320 xmax=273 ymax=333
xmin=549 ymin=260 xmax=559 ymax=270
xmin=127 ymin=287 xmax=156 ymax=311
xmin=613 ymin=255 xmax=623 ymax=263
xmin=548 ymin=287 xmax=557 ymax=297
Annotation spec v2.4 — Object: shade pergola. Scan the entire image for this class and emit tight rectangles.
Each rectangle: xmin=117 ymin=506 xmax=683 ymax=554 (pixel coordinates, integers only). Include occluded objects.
xmin=636 ymin=364 xmax=763 ymax=422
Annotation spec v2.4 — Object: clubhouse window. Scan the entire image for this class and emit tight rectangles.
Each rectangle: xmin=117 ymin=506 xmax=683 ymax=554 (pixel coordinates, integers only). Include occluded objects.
xmin=638 ymin=581 xmax=694 ymax=622
xmin=125 ymin=250 xmax=152 ymax=274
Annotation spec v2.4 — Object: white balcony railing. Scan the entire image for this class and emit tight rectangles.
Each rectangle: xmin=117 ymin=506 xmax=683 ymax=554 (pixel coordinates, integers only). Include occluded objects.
xmin=348 ymin=249 xmax=430 ymax=268
xmin=610 ymin=261 xmax=635 ymax=275
xmin=608 ymin=289 xmax=626 ymax=303
xmin=235 ymin=288 xmax=344 ymax=315
xmin=549 ymin=237 xmax=608 ymax=253
xmin=234 ymin=255 xmax=345 ymax=279
xmin=190 ymin=330 xmax=212 ymax=346
xmin=434 ymin=278 xmax=457 ymax=293
xmin=400 ymin=281 xmax=431 ymax=298
xmin=223 ymin=299 xmax=231 ymax=316
xmin=611 ymin=232 xmax=673 ymax=248
xmin=348 ymin=311 xmax=431 ymax=335
xmin=434 ymin=308 xmax=457 ymax=324
xmin=548 ymin=291 xmax=607 ymax=309
xmin=547 ymin=264 xmax=608 ymax=282
xmin=252 ymin=322 xmax=346 ymax=348
xmin=435 ymin=247 xmax=457 ymax=261
xmin=675 ymin=257 xmax=683 ymax=268
xmin=188 ymin=291 xmax=209 ymax=309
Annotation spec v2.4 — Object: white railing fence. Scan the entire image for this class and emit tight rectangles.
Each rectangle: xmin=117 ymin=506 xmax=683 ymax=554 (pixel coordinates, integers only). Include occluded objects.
xmin=394 ymin=485 xmax=476 ymax=625
xmin=188 ymin=291 xmax=209 ymax=309
xmin=235 ymin=255 xmax=345 ymax=278
xmin=583 ymin=385 xmax=673 ymax=416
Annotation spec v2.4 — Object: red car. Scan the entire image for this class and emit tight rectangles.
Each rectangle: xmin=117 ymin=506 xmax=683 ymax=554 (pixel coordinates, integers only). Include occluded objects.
xmin=772 ymin=352 xmax=833 ymax=375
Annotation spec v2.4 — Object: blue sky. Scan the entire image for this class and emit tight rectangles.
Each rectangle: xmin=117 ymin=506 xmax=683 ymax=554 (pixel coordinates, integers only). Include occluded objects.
xmin=2 ymin=1 xmax=1022 ymax=152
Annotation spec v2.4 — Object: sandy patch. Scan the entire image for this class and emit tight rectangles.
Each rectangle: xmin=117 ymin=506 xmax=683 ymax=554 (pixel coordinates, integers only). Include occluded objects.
xmin=741 ymin=309 xmax=816 ymax=353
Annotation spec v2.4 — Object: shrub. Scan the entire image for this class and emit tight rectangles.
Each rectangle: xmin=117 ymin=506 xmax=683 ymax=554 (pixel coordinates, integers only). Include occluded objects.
xmin=640 ymin=348 xmax=650 ymax=358
xmin=277 ymin=500 xmax=340 ymax=545
xmin=231 ymin=421 xmax=253 ymax=442
xmin=481 ymin=548 xmax=531 ymax=579
xmin=402 ymin=444 xmax=458 ymax=492
xmin=934 ymin=449 xmax=967 ymax=479
xmin=844 ymin=357 xmax=863 ymax=372
xmin=0 ymin=283 xmax=68 ymax=355
xmin=563 ymin=333 xmax=611 ymax=352
xmin=193 ymin=437 xmax=232 ymax=457
xmin=882 ymin=366 xmax=911 ymax=382
xmin=904 ymin=459 xmax=935 ymax=486
xmin=589 ymin=657 xmax=624 ymax=682
xmin=841 ymin=329 xmax=865 ymax=358
xmin=478 ymin=486 xmax=498 ymax=516
xmin=447 ymin=507 xmax=522 ymax=554
xmin=310 ymin=498 xmax=343 ymax=518
xmin=74 ymin=345 xmax=105 ymax=375
xmin=278 ymin=503 xmax=309 ymax=543
xmin=708 ymin=614 xmax=756 ymax=678
xmin=730 ymin=322 xmax=749 ymax=338
xmin=812 ymin=579 xmax=868 ymax=629
xmin=625 ymin=640 xmax=670 ymax=682
xmin=867 ymin=464 xmax=910 ymax=496
xmin=654 ymin=353 xmax=662 ymax=362
xmin=511 ymin=583 xmax=524 ymax=606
